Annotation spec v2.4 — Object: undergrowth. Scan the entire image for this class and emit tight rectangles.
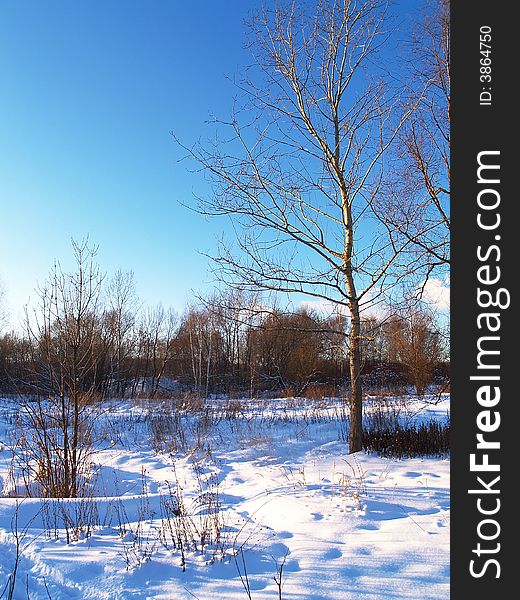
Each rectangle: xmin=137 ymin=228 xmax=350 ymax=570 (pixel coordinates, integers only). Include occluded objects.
xmin=362 ymin=418 xmax=450 ymax=458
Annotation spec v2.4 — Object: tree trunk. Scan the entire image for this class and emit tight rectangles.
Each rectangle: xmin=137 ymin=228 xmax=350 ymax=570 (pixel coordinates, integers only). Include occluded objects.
xmin=348 ymin=306 xmax=363 ymax=453
xmin=340 ymin=179 xmax=363 ymax=454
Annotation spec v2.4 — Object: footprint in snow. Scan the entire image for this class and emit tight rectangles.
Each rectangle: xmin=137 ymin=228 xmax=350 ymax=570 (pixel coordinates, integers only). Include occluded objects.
xmin=311 ymin=512 xmax=323 ymax=520
xmin=278 ymin=530 xmax=294 ymax=539
xmin=356 ymin=522 xmax=380 ymax=531
xmin=270 ymin=542 xmax=290 ymax=557
xmin=404 ymin=471 xmax=423 ymax=478
xmin=284 ymin=558 xmax=301 ymax=572
xmin=323 ymin=547 xmax=342 ymax=560
xmin=249 ymin=580 xmax=268 ymax=592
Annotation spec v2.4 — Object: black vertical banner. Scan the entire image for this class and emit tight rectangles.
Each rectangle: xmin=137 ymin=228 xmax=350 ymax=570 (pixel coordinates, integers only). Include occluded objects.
xmin=452 ymin=1 xmax=515 ymax=597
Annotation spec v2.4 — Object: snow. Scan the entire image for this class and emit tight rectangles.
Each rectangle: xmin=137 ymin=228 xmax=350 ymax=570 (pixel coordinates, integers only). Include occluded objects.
xmin=0 ymin=395 xmax=450 ymax=599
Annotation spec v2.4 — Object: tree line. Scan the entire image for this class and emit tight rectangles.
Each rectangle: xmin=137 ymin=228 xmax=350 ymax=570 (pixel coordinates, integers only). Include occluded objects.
xmin=0 ymin=240 xmax=447 ymax=401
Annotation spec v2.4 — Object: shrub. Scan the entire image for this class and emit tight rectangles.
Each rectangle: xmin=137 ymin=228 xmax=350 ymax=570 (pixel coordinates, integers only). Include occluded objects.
xmin=362 ymin=418 xmax=450 ymax=458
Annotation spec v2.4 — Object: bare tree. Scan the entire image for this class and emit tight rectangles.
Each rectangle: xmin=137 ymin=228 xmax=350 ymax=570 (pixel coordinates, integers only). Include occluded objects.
xmin=180 ymin=0 xmax=414 ymax=451
xmin=249 ymin=307 xmax=326 ymax=394
xmin=135 ymin=304 xmax=178 ymax=397
xmin=176 ymin=303 xmax=220 ymax=397
xmin=0 ymin=332 xmax=33 ymax=394
xmin=383 ymin=0 xmax=450 ymax=285
xmin=22 ymin=239 xmax=105 ymax=497
xmin=192 ymin=288 xmax=262 ymax=395
xmin=104 ymin=269 xmax=140 ymax=395
xmin=384 ymin=303 xmax=442 ymax=395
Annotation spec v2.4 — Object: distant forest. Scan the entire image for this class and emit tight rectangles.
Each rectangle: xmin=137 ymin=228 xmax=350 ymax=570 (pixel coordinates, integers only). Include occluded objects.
xmin=0 ymin=242 xmax=448 ymax=401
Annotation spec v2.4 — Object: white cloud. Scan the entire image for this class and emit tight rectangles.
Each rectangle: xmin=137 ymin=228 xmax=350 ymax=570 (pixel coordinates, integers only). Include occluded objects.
xmin=299 ymin=297 xmax=387 ymax=321
xmin=299 ymin=299 xmax=346 ymax=316
xmin=422 ymin=277 xmax=450 ymax=310
xmin=298 ymin=277 xmax=451 ymax=320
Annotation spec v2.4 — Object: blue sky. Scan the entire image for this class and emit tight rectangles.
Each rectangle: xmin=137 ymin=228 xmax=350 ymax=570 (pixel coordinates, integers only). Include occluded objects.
xmin=0 ymin=0 xmax=258 ymax=323
xmin=0 ymin=0 xmax=426 ymax=327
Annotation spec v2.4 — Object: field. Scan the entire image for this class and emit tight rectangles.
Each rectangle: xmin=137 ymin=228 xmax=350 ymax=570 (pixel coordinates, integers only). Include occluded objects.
xmin=0 ymin=394 xmax=450 ymax=599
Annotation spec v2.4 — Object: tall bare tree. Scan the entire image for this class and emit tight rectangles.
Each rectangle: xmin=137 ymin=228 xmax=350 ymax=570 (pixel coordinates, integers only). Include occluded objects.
xmin=384 ymin=303 xmax=442 ymax=395
xmin=135 ymin=304 xmax=178 ymax=397
xmin=104 ymin=269 xmax=140 ymax=395
xmin=249 ymin=307 xmax=326 ymax=394
xmin=23 ymin=239 xmax=105 ymax=497
xmin=181 ymin=0 xmax=414 ymax=451
xmin=383 ymin=0 xmax=450 ymax=284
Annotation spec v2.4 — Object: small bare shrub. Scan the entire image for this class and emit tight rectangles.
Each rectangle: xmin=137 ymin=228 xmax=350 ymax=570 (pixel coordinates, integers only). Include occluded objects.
xmin=148 ymin=409 xmax=187 ymax=454
xmin=273 ymin=550 xmax=289 ymax=600
xmin=301 ymin=383 xmax=338 ymax=400
xmin=363 ymin=418 xmax=450 ymax=458
xmin=119 ymin=470 xmax=158 ymax=569
xmin=178 ymin=392 xmax=205 ymax=412
xmin=1 ymin=501 xmax=37 ymax=600
xmin=158 ymin=464 xmax=227 ymax=571
xmin=336 ymin=457 xmax=368 ymax=507
xmin=39 ymin=494 xmax=99 ymax=544
xmin=224 ymin=398 xmax=244 ymax=419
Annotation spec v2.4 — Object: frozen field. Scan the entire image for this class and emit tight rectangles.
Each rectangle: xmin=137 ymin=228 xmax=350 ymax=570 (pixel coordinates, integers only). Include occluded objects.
xmin=0 ymin=395 xmax=450 ymax=599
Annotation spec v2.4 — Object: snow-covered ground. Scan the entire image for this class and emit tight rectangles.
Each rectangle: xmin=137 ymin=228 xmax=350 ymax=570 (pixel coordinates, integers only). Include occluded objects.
xmin=0 ymin=395 xmax=450 ymax=599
